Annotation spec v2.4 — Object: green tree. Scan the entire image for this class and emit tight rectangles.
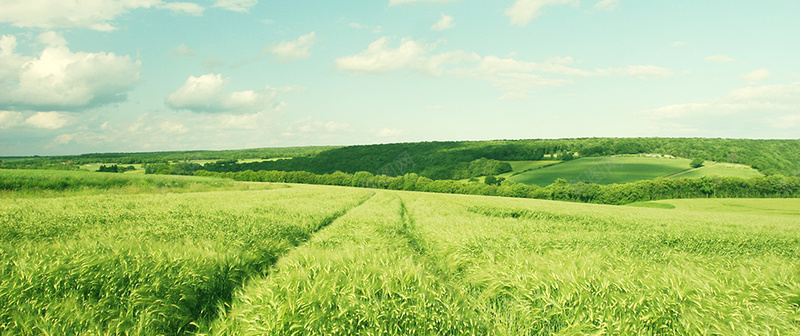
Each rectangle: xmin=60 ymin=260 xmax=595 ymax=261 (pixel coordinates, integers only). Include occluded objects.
xmin=690 ymin=158 xmax=704 ymax=168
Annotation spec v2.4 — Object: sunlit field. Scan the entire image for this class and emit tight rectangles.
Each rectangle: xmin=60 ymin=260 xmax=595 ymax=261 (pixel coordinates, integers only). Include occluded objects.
xmin=2 ymin=169 xmax=797 ymax=335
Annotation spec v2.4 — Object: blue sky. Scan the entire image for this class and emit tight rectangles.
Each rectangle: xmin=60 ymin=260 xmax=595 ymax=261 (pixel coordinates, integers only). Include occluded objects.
xmin=1 ymin=0 xmax=798 ymax=156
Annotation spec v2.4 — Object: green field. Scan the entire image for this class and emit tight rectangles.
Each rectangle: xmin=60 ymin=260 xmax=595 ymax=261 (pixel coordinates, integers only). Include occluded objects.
xmin=2 ymin=169 xmax=799 ymax=335
xmin=670 ymin=162 xmax=763 ymax=179
xmin=629 ymin=198 xmax=800 ymax=215
xmin=508 ymin=156 xmax=693 ymax=186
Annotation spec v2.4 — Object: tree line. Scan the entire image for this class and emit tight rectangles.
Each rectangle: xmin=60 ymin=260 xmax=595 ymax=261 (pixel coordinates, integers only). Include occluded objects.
xmin=193 ymin=169 xmax=800 ymax=205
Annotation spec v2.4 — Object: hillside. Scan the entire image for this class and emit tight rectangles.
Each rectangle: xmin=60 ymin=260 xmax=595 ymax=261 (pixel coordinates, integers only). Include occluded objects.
xmin=197 ymin=138 xmax=800 ymax=179
xmin=505 ymin=156 xmax=763 ymax=186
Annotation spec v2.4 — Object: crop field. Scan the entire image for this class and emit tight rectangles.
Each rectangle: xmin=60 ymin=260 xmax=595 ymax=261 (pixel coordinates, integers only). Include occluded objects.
xmin=2 ymin=168 xmax=799 ymax=335
xmin=509 ymin=156 xmax=693 ymax=186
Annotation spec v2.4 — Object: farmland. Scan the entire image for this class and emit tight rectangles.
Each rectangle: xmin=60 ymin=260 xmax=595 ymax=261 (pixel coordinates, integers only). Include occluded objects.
xmin=506 ymin=156 xmax=763 ymax=186
xmin=2 ymin=169 xmax=799 ymax=335
xmin=508 ymin=156 xmax=694 ymax=186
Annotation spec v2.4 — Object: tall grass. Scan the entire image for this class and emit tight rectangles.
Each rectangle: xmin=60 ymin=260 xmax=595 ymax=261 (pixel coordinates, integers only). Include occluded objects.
xmin=0 ymin=187 xmax=373 ymax=335
xmin=0 ymin=169 xmax=252 ymax=197
xmin=214 ymin=190 xmax=800 ymax=335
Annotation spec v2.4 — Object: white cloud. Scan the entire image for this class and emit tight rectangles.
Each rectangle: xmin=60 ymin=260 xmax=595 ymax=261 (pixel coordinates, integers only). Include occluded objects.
xmin=389 ymin=0 xmax=454 ymax=5
xmin=335 ymin=37 xmax=472 ymax=75
xmin=213 ymin=0 xmax=257 ymax=12
xmin=431 ymin=14 xmax=455 ymax=31
xmin=25 ymin=112 xmax=70 ymax=129
xmin=166 ymin=73 xmax=281 ymax=114
xmin=335 ymin=37 xmax=436 ymax=74
xmin=672 ymin=41 xmax=687 ymax=47
xmin=766 ymin=115 xmax=800 ymax=129
xmin=159 ymin=2 xmax=204 ymax=16
xmin=282 ymin=117 xmax=352 ymax=137
xmin=505 ymin=0 xmax=577 ymax=26
xmin=376 ymin=128 xmax=403 ymax=137
xmin=0 ymin=0 xmax=204 ymax=31
xmin=169 ymin=44 xmax=197 ymax=57
xmin=0 ymin=111 xmax=23 ymax=129
xmin=0 ymin=33 xmax=141 ymax=111
xmin=37 ymin=31 xmax=67 ymax=47
xmin=338 ymin=37 xmax=673 ymax=99
xmin=594 ymin=0 xmax=618 ymax=11
xmin=741 ymin=69 xmax=771 ymax=84
xmin=596 ymin=65 xmax=673 ymax=78
xmin=642 ymin=82 xmax=800 ymax=120
xmin=705 ymin=55 xmax=735 ymax=63
xmin=270 ymin=32 xmax=316 ymax=62
xmin=54 ymin=133 xmax=75 ymax=144
xmin=159 ymin=121 xmax=189 ymax=134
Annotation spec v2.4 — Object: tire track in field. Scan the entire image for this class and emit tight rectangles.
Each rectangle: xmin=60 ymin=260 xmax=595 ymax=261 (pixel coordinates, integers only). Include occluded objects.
xmin=202 ymin=191 xmax=376 ymax=332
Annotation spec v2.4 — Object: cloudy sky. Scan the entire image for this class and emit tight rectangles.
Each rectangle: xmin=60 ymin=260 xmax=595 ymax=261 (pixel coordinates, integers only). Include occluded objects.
xmin=1 ymin=0 xmax=798 ymax=156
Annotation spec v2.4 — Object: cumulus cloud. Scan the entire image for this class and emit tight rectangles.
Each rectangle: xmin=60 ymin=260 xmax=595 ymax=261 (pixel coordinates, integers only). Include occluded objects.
xmin=741 ymin=69 xmax=771 ymax=84
xmin=335 ymin=37 xmax=473 ymax=75
xmin=705 ymin=55 xmax=735 ymax=63
xmin=25 ymin=112 xmax=70 ymax=129
xmin=0 ymin=0 xmax=205 ymax=31
xmin=594 ymin=0 xmax=618 ymax=10
xmin=431 ymin=14 xmax=455 ymax=31
xmin=166 ymin=73 xmax=283 ymax=114
xmin=270 ymin=32 xmax=316 ymax=62
xmin=0 ymin=33 xmax=141 ymax=112
xmin=0 ymin=111 xmax=23 ymax=129
xmin=505 ymin=0 xmax=577 ymax=26
xmin=338 ymin=37 xmax=673 ymax=99
xmin=213 ymin=0 xmax=257 ymax=12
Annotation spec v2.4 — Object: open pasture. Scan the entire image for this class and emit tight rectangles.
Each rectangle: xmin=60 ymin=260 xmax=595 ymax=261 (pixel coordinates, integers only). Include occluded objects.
xmin=508 ymin=156 xmax=693 ymax=186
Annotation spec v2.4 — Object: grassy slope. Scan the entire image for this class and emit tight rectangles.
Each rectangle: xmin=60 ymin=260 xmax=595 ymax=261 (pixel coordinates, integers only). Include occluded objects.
xmin=459 ymin=160 xmax=560 ymax=183
xmin=509 ymin=156 xmax=693 ymax=186
xmin=672 ymin=162 xmax=763 ymax=179
xmin=214 ymin=187 xmax=800 ymax=335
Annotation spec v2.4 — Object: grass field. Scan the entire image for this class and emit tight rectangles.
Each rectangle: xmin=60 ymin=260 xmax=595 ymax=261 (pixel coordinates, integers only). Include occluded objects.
xmin=508 ymin=156 xmax=693 ymax=186
xmin=2 ymin=169 xmax=799 ymax=335
xmin=671 ymin=162 xmax=763 ymax=179
xmin=0 ymin=169 xmax=270 ymax=197
xmin=629 ymin=198 xmax=800 ymax=216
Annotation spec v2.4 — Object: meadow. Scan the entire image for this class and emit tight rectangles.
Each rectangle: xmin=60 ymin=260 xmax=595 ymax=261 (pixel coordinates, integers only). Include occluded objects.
xmin=1 ymin=169 xmax=799 ymax=335
xmin=507 ymin=156 xmax=762 ymax=186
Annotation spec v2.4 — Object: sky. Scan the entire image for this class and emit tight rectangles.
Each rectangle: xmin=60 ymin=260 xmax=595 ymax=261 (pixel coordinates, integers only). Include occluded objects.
xmin=0 ymin=0 xmax=799 ymax=156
